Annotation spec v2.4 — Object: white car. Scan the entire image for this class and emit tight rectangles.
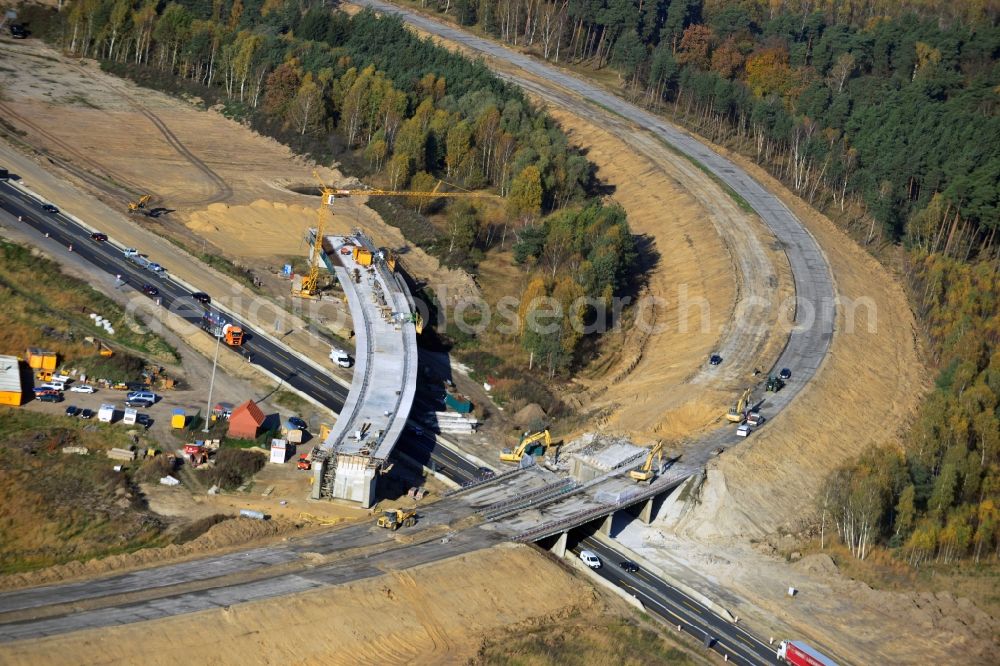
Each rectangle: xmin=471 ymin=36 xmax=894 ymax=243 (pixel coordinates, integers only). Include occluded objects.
xmin=579 ymin=550 xmax=602 ymax=569
xmin=736 ymin=423 xmax=752 ymax=437
xmin=70 ymin=384 xmax=97 ymax=393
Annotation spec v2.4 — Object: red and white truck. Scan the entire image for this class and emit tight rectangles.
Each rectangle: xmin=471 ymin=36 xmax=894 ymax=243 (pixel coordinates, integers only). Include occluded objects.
xmin=776 ymin=640 xmax=837 ymax=666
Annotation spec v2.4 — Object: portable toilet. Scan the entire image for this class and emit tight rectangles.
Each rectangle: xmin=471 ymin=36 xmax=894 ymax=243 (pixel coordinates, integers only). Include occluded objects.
xmin=270 ymin=438 xmax=290 ymax=464
xmin=171 ymin=409 xmax=186 ymax=429
xmin=123 ymin=408 xmax=137 ymax=425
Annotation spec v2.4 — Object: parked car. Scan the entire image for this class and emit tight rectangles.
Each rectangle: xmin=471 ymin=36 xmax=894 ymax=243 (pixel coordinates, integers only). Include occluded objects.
xmin=90 ymin=232 xmax=108 ymax=242
xmin=65 ymin=405 xmax=80 ymax=417
xmin=9 ymin=23 xmax=27 ymax=38
xmin=126 ymin=390 xmax=156 ymax=406
xmin=619 ymin=560 xmax=640 ymax=573
xmin=41 ymin=203 xmax=58 ymax=213
xmin=287 ymin=416 xmax=308 ymax=431
xmin=736 ymin=423 xmax=752 ymax=437
xmin=69 ymin=384 xmax=96 ymax=393
xmin=141 ymin=284 xmax=159 ymax=297
xmin=709 ymin=354 xmax=723 ymax=366
xmin=190 ymin=292 xmax=211 ymax=304
xmin=779 ymin=367 xmax=792 ymax=380
xmin=78 ymin=408 xmax=94 ymax=419
xmin=36 ymin=392 xmax=63 ymax=403
xmin=135 ymin=413 xmax=151 ymax=427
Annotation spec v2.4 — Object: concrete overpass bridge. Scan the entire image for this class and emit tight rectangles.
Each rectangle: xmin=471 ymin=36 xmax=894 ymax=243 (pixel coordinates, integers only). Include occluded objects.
xmin=308 ymin=229 xmax=419 ymax=507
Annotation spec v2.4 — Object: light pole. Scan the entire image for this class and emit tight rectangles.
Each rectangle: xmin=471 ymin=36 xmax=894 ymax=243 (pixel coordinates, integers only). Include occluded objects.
xmin=203 ymin=329 xmax=222 ymax=433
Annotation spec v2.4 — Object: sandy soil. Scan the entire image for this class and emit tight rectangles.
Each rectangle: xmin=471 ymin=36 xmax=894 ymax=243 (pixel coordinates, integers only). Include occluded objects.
xmin=0 ymin=38 xmax=478 ymax=308
xmin=0 ymin=544 xmax=602 ymax=665
xmin=615 ymin=520 xmax=998 ymax=664
xmin=675 ymin=149 xmax=928 ymax=538
xmin=546 ymin=107 xmax=792 ymax=442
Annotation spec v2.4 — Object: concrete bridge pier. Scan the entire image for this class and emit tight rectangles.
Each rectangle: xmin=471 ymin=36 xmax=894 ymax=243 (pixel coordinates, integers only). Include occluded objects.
xmin=548 ymin=531 xmax=568 ymax=558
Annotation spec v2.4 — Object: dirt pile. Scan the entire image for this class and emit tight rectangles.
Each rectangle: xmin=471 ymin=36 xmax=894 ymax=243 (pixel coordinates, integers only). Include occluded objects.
xmin=2 ymin=544 xmax=599 ymax=665
xmin=0 ymin=516 xmax=299 ymax=591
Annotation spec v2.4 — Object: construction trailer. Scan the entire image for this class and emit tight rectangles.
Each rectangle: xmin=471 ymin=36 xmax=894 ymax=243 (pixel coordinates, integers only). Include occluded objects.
xmin=0 ymin=355 xmax=23 ymax=406
xmin=25 ymin=348 xmax=58 ymax=371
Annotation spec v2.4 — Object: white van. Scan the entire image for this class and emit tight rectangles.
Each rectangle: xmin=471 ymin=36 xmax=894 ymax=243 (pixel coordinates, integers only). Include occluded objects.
xmin=579 ymin=550 xmax=602 ymax=569
xmin=330 ymin=348 xmax=353 ymax=368
xmin=40 ymin=380 xmax=66 ymax=391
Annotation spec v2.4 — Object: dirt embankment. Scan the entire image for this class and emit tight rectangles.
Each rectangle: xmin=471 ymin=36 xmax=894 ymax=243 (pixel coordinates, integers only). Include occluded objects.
xmin=0 ymin=516 xmax=300 ymax=591
xmin=1 ymin=544 xmax=602 ymax=665
xmin=676 ymin=150 xmax=928 ymax=538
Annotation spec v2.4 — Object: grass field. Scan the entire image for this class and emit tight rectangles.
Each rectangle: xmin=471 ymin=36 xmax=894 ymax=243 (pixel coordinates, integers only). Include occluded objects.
xmin=0 ymin=239 xmax=178 ymax=369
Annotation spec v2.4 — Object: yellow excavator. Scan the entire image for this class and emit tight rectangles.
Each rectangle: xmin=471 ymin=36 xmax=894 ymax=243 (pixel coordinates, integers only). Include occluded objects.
xmin=630 ymin=440 xmax=665 ymax=484
xmin=726 ymin=387 xmax=753 ymax=423
xmin=500 ymin=428 xmax=553 ymax=464
xmin=127 ymin=194 xmax=151 ymax=214
xmin=376 ymin=508 xmax=417 ymax=530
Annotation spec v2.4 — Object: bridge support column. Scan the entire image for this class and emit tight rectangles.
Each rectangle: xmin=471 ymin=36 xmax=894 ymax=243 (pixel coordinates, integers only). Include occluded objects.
xmin=549 ymin=531 xmax=568 ymax=558
xmin=638 ymin=497 xmax=655 ymax=524
xmin=599 ymin=512 xmax=614 ymax=536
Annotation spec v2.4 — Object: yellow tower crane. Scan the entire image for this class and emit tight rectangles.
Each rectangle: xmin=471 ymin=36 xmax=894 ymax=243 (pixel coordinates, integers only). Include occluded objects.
xmin=292 ymin=175 xmax=501 ymax=299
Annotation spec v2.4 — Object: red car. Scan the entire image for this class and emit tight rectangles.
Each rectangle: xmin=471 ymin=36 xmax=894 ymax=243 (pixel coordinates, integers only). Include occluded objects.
xmin=90 ymin=232 xmax=108 ymax=242
xmin=142 ymin=284 xmax=160 ymax=297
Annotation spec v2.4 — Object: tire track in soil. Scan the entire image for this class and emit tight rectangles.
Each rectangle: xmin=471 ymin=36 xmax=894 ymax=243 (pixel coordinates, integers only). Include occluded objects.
xmin=60 ymin=60 xmax=234 ymax=206
xmin=0 ymin=101 xmax=146 ymax=199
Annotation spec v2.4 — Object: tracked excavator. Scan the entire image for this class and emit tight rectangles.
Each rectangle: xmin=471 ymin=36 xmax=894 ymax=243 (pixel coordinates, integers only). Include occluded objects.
xmin=630 ymin=440 xmax=666 ymax=484
xmin=726 ymin=388 xmax=753 ymax=423
xmin=128 ymin=194 xmax=151 ymax=214
xmin=500 ymin=429 xmax=553 ymax=464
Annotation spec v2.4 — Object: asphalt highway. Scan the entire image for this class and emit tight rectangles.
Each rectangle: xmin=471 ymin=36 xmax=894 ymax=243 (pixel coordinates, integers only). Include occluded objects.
xmin=577 ymin=536 xmax=781 ymax=665
xmin=0 ymin=179 xmax=481 ymax=483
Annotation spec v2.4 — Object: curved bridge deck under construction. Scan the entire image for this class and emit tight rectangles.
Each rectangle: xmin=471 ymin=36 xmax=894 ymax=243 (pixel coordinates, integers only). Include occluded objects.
xmin=310 ymin=231 xmax=418 ymax=507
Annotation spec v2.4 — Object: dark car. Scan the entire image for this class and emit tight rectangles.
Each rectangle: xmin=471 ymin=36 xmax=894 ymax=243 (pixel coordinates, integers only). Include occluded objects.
xmin=287 ymin=416 xmax=308 ymax=431
xmin=709 ymin=354 xmax=723 ymax=366
xmin=142 ymin=284 xmax=159 ymax=297
xmin=90 ymin=232 xmax=108 ymax=242
xmin=619 ymin=560 xmax=640 ymax=573
xmin=778 ymin=368 xmax=792 ymax=380
xmin=79 ymin=408 xmax=94 ymax=419
xmin=65 ymin=405 xmax=80 ymax=417
xmin=125 ymin=398 xmax=153 ymax=409
xmin=136 ymin=414 xmax=151 ymax=427
xmin=36 ymin=391 xmax=63 ymax=403
xmin=477 ymin=467 xmax=496 ymax=479
xmin=9 ymin=24 xmax=27 ymax=39
xmin=190 ymin=292 xmax=211 ymax=304
xmin=41 ymin=203 xmax=59 ymax=213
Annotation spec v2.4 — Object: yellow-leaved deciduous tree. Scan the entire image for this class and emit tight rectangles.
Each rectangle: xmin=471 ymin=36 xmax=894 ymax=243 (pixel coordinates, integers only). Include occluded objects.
xmin=445 ymin=120 xmax=472 ymax=179
xmin=745 ymin=46 xmax=793 ymax=98
xmin=552 ymin=276 xmax=586 ymax=358
xmin=518 ymin=276 xmax=548 ymax=340
xmin=289 ymin=72 xmax=325 ymax=137
xmin=408 ymin=171 xmax=438 ymax=213
xmin=386 ymin=152 xmax=412 ymax=190
xmin=507 ymin=165 xmax=542 ymax=221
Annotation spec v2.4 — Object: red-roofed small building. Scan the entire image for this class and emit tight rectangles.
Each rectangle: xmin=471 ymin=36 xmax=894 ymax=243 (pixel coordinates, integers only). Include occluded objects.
xmin=228 ymin=400 xmax=265 ymax=439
